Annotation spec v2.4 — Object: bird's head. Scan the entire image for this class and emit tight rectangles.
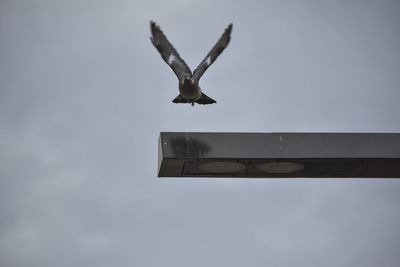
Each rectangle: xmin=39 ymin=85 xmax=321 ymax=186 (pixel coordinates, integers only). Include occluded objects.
xmin=183 ymin=75 xmax=193 ymax=84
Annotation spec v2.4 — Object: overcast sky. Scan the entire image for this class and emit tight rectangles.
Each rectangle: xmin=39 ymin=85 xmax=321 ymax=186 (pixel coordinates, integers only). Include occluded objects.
xmin=1 ymin=0 xmax=400 ymax=266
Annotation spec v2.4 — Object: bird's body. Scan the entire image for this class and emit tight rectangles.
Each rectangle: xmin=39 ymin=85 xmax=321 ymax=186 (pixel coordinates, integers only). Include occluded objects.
xmin=150 ymin=21 xmax=232 ymax=105
xmin=179 ymin=77 xmax=201 ymax=102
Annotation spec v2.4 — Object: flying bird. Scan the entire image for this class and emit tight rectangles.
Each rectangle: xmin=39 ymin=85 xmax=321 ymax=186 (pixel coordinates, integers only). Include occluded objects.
xmin=150 ymin=21 xmax=232 ymax=106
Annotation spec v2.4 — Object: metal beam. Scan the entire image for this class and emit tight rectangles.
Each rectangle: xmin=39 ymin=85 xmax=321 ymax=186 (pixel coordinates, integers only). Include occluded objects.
xmin=158 ymin=132 xmax=400 ymax=178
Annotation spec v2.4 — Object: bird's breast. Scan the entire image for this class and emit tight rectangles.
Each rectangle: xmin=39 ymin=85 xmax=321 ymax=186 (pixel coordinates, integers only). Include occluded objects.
xmin=179 ymin=82 xmax=201 ymax=99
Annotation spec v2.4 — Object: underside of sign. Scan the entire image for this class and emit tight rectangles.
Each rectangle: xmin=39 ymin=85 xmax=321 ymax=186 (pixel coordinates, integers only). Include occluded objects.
xmin=158 ymin=132 xmax=400 ymax=178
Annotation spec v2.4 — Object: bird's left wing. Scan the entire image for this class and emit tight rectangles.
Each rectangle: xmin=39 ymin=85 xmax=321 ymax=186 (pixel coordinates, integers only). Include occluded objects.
xmin=192 ymin=23 xmax=232 ymax=82
xmin=150 ymin=21 xmax=192 ymax=81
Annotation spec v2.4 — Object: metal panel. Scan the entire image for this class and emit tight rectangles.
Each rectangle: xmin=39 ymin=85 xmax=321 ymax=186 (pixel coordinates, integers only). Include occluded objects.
xmin=158 ymin=132 xmax=400 ymax=178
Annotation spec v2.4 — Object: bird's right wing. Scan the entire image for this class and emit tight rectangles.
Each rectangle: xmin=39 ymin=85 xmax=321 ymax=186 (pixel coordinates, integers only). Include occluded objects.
xmin=150 ymin=21 xmax=192 ymax=81
xmin=192 ymin=23 xmax=232 ymax=82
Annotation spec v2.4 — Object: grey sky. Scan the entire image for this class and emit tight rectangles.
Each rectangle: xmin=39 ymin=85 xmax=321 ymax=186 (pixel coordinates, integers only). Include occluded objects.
xmin=1 ymin=0 xmax=400 ymax=266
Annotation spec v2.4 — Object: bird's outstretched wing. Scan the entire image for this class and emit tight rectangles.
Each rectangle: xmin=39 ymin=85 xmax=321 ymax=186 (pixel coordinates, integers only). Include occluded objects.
xmin=192 ymin=24 xmax=232 ymax=82
xmin=150 ymin=21 xmax=192 ymax=81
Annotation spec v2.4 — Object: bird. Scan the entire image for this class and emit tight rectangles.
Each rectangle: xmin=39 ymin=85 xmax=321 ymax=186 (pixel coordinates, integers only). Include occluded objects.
xmin=150 ymin=21 xmax=232 ymax=106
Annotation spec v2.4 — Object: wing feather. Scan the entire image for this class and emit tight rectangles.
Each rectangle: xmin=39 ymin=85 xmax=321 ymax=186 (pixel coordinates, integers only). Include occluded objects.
xmin=150 ymin=21 xmax=192 ymax=81
xmin=192 ymin=24 xmax=232 ymax=82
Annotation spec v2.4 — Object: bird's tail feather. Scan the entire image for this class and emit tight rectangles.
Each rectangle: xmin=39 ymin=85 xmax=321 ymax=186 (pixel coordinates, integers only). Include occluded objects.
xmin=172 ymin=93 xmax=216 ymax=105
xmin=172 ymin=95 xmax=189 ymax=104
xmin=196 ymin=93 xmax=216 ymax=105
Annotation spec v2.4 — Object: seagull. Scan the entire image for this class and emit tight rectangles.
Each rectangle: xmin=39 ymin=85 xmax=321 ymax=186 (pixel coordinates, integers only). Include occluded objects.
xmin=150 ymin=21 xmax=232 ymax=106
